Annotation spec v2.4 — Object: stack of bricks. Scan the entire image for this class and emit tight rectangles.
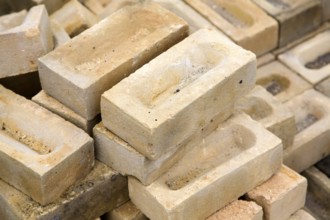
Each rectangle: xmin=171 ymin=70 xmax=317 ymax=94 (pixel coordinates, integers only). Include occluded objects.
xmin=0 ymin=0 xmax=330 ymax=219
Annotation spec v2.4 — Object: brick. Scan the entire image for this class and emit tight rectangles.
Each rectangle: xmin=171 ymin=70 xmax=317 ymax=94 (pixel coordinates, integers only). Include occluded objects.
xmin=0 ymin=5 xmax=53 ymax=78
xmin=279 ymin=30 xmax=330 ymax=85
xmin=289 ymin=210 xmax=316 ymax=220
xmin=50 ymin=20 xmax=71 ymax=47
xmin=247 ymin=165 xmax=307 ymax=220
xmin=83 ymin=0 xmax=111 ymax=15
xmin=32 ymin=90 xmax=101 ymax=135
xmin=315 ymin=76 xmax=330 ymax=98
xmin=0 ymin=161 xmax=129 ymax=220
xmin=50 ymin=0 xmax=98 ymax=38
xmin=284 ymin=89 xmax=330 ymax=172
xmin=129 ymin=113 xmax=282 ymax=220
xmin=104 ymin=201 xmax=148 ymax=220
xmin=0 ymin=10 xmax=27 ymax=32
xmin=257 ymin=53 xmax=275 ymax=67
xmin=94 ymin=109 xmax=228 ymax=185
xmin=302 ymin=166 xmax=330 ymax=209
xmin=39 ymin=3 xmax=188 ymax=120
xmin=253 ymin=0 xmax=321 ymax=47
xmin=184 ymin=0 xmax=278 ymax=56
xmin=321 ymin=0 xmax=330 ymax=21
xmin=102 ymin=28 xmax=256 ymax=160
xmin=256 ymin=61 xmax=312 ymax=102
xmin=206 ymin=200 xmax=263 ymax=220
xmin=235 ymin=85 xmax=296 ymax=148
xmin=0 ymin=85 xmax=94 ymax=205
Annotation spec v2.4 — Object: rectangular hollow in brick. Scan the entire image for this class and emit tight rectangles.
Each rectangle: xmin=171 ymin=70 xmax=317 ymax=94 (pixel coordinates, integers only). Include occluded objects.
xmin=0 ymin=85 xmax=94 ymax=205
xmin=101 ymin=28 xmax=256 ymax=160
xmin=129 ymin=113 xmax=282 ymax=220
xmin=38 ymin=3 xmax=189 ymax=120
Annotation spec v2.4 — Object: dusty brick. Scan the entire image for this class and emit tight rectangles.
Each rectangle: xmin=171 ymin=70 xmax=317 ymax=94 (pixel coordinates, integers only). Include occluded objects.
xmin=0 ymin=5 xmax=53 ymax=78
xmin=257 ymin=53 xmax=275 ymax=67
xmin=184 ymin=0 xmax=278 ymax=56
xmin=39 ymin=2 xmax=188 ymax=120
xmin=289 ymin=210 xmax=316 ymax=220
xmin=0 ymin=10 xmax=27 ymax=32
xmin=256 ymin=61 xmax=312 ymax=102
xmin=279 ymin=30 xmax=330 ymax=85
xmin=129 ymin=113 xmax=282 ymax=220
xmin=247 ymin=165 xmax=307 ymax=220
xmin=0 ymin=85 xmax=94 ymax=205
xmin=235 ymin=85 xmax=296 ymax=148
xmin=254 ymin=0 xmax=321 ymax=47
xmin=0 ymin=161 xmax=129 ymax=220
xmin=102 ymin=28 xmax=256 ymax=160
xmin=104 ymin=201 xmax=147 ymax=220
xmin=284 ymin=89 xmax=330 ymax=172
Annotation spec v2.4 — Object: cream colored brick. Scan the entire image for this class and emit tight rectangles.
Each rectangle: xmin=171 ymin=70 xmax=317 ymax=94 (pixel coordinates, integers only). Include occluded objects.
xmin=257 ymin=53 xmax=275 ymax=67
xmin=253 ymin=0 xmax=321 ymax=47
xmin=129 ymin=113 xmax=282 ymax=220
xmin=0 ymin=85 xmax=94 ymax=205
xmin=235 ymin=85 xmax=296 ymax=149
xmin=51 ymin=0 xmax=98 ymax=37
xmin=284 ymin=89 xmax=330 ymax=172
xmin=32 ymin=90 xmax=100 ymax=135
xmin=104 ymin=201 xmax=148 ymax=220
xmin=256 ymin=61 xmax=312 ymax=102
xmin=83 ymin=0 xmax=111 ymax=15
xmin=279 ymin=30 xmax=330 ymax=85
xmin=289 ymin=210 xmax=316 ymax=220
xmin=0 ymin=161 xmax=129 ymax=220
xmin=39 ymin=3 xmax=188 ymax=120
xmin=0 ymin=5 xmax=53 ymax=78
xmin=247 ymin=165 xmax=307 ymax=220
xmin=102 ymin=28 xmax=256 ymax=160
xmin=0 ymin=10 xmax=27 ymax=32
xmin=206 ymin=200 xmax=263 ymax=220
xmin=184 ymin=0 xmax=278 ymax=56
xmin=50 ymin=20 xmax=71 ymax=47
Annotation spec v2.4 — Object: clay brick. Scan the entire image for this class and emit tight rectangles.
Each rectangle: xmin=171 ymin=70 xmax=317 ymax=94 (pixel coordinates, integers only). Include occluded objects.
xmin=50 ymin=0 xmax=98 ymax=37
xmin=94 ymin=109 xmax=229 ymax=185
xmin=0 ymin=161 xmax=129 ymax=220
xmin=0 ymin=5 xmax=53 ymax=78
xmin=102 ymin=28 xmax=256 ymax=160
xmin=302 ymin=166 xmax=330 ymax=209
xmin=247 ymin=165 xmax=307 ymax=220
xmin=184 ymin=0 xmax=278 ymax=56
xmin=39 ymin=3 xmax=188 ymax=120
xmin=129 ymin=113 xmax=282 ymax=220
xmin=0 ymin=85 xmax=94 ymax=205
xmin=206 ymin=200 xmax=263 ymax=220
xmin=0 ymin=10 xmax=27 ymax=32
xmin=289 ymin=210 xmax=316 ymax=220
xmin=284 ymin=89 xmax=330 ymax=172
xmin=83 ymin=0 xmax=111 ymax=15
xmin=257 ymin=53 xmax=275 ymax=67
xmin=235 ymin=85 xmax=296 ymax=149
xmin=50 ymin=20 xmax=71 ymax=47
xmin=104 ymin=201 xmax=148 ymax=220
xmin=253 ymin=0 xmax=321 ymax=47
xmin=315 ymin=76 xmax=330 ymax=98
xmin=279 ymin=30 xmax=330 ymax=85
xmin=256 ymin=61 xmax=312 ymax=102
xmin=32 ymin=90 xmax=101 ymax=135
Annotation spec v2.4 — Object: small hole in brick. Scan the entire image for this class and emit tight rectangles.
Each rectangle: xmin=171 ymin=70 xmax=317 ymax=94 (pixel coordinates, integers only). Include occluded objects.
xmin=92 ymin=46 xmax=96 ymax=50
xmin=239 ymin=80 xmax=243 ymax=84
xmin=174 ymin=89 xmax=180 ymax=94
xmin=155 ymin=119 xmax=158 ymax=121
xmin=210 ymin=119 xmax=214 ymax=123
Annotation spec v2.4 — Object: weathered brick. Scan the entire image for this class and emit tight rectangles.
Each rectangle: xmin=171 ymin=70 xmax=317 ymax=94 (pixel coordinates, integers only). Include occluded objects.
xmin=235 ymin=85 xmax=296 ymax=148
xmin=257 ymin=53 xmax=275 ymax=67
xmin=247 ymin=165 xmax=307 ymax=220
xmin=129 ymin=113 xmax=282 ymax=220
xmin=289 ymin=210 xmax=316 ymax=220
xmin=279 ymin=30 xmax=330 ymax=85
xmin=39 ymin=3 xmax=188 ymax=120
xmin=0 ymin=161 xmax=129 ymax=220
xmin=256 ymin=61 xmax=312 ymax=102
xmin=253 ymin=0 xmax=321 ymax=47
xmin=0 ymin=85 xmax=94 ymax=205
xmin=284 ymin=89 xmax=330 ymax=172
xmin=184 ymin=0 xmax=278 ymax=56
xmin=104 ymin=201 xmax=148 ymax=220
xmin=0 ymin=5 xmax=53 ymax=78
xmin=0 ymin=10 xmax=27 ymax=32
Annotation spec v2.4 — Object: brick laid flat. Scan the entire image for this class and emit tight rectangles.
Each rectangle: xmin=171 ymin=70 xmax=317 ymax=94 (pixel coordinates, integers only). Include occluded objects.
xmin=0 ymin=5 xmax=53 ymax=78
xmin=184 ymin=0 xmax=278 ymax=56
xmin=206 ymin=200 xmax=263 ymax=220
xmin=129 ymin=113 xmax=282 ymax=220
xmin=104 ymin=201 xmax=147 ymax=220
xmin=39 ymin=2 xmax=188 ymax=120
xmin=0 ymin=161 xmax=129 ymax=220
xmin=102 ymin=28 xmax=256 ymax=160
xmin=284 ymin=89 xmax=330 ymax=172
xmin=0 ymin=10 xmax=27 ymax=32
xmin=289 ymin=210 xmax=316 ymax=220
xmin=0 ymin=85 xmax=94 ymax=205
xmin=247 ymin=165 xmax=307 ymax=220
